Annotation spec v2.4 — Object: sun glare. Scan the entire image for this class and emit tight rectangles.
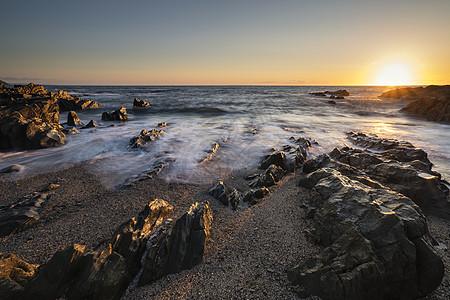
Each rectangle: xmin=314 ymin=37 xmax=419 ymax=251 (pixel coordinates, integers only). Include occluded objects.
xmin=373 ymin=63 xmax=414 ymax=86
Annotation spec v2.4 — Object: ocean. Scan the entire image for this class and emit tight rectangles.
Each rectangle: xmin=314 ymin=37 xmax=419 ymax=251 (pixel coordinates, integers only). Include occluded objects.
xmin=1 ymin=85 xmax=449 ymax=188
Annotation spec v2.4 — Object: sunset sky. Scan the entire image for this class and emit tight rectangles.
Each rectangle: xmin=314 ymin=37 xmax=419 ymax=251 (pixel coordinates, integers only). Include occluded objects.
xmin=1 ymin=0 xmax=449 ymax=85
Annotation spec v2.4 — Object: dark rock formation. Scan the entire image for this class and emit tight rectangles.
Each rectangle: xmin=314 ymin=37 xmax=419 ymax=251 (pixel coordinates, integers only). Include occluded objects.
xmin=24 ymin=199 xmax=212 ymax=300
xmin=56 ymin=90 xmax=102 ymax=111
xmin=0 ymin=253 xmax=38 ymax=299
xmin=209 ymin=181 xmax=228 ymax=206
xmin=63 ymin=127 xmax=80 ymax=135
xmin=81 ymin=120 xmax=99 ymax=129
xmin=228 ymin=189 xmax=241 ymax=210
xmin=129 ymin=128 xmax=163 ymax=148
xmin=198 ymin=142 xmax=219 ymax=163
xmin=67 ymin=111 xmax=84 ymax=126
xmin=0 ymin=94 xmax=66 ymax=149
xmin=0 ymin=184 xmax=59 ymax=237
xmin=310 ymin=89 xmax=349 ymax=99
xmin=340 ymin=132 xmax=450 ymax=219
xmin=122 ymin=157 xmax=176 ymax=188
xmin=101 ymin=107 xmax=127 ymax=121
xmin=133 ymin=98 xmax=150 ymax=107
xmin=380 ymin=85 xmax=450 ymax=123
xmin=260 ymin=150 xmax=288 ymax=170
xmin=289 ymin=154 xmax=444 ymax=299
xmin=158 ymin=122 xmax=167 ymax=127
xmin=249 ymin=164 xmax=286 ymax=188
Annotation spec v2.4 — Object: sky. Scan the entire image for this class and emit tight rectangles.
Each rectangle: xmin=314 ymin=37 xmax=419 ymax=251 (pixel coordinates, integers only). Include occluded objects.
xmin=1 ymin=0 xmax=449 ymax=85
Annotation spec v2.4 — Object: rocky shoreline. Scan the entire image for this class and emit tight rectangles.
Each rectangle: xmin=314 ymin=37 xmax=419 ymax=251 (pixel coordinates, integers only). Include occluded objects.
xmin=0 ymin=83 xmax=449 ymax=299
xmin=0 ymin=131 xmax=449 ymax=299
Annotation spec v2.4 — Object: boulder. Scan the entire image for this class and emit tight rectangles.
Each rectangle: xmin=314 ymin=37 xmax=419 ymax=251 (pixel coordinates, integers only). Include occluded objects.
xmin=81 ymin=120 xmax=99 ymax=129
xmin=158 ymin=122 xmax=167 ymax=127
xmin=0 ymin=164 xmax=24 ymax=173
xmin=209 ymin=181 xmax=228 ymax=205
xmin=67 ymin=111 xmax=84 ymax=126
xmin=57 ymin=98 xmax=102 ymax=111
xmin=260 ymin=150 xmax=288 ymax=170
xmin=310 ymin=89 xmax=349 ymax=98
xmin=228 ymin=189 xmax=241 ymax=210
xmin=0 ymin=253 xmax=38 ymax=299
xmin=249 ymin=164 xmax=286 ymax=188
xmin=129 ymin=128 xmax=163 ymax=148
xmin=133 ymin=98 xmax=150 ymax=107
xmin=290 ymin=155 xmax=444 ymax=299
xmin=101 ymin=107 xmax=127 ymax=121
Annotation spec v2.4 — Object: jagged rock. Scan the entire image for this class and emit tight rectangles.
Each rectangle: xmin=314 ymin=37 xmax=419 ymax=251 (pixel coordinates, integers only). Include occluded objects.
xmin=0 ymin=164 xmax=24 ymax=173
xmin=260 ymin=150 xmax=288 ymax=170
xmin=81 ymin=120 xmax=99 ymax=129
xmin=26 ymin=199 xmax=174 ymax=300
xmin=122 ymin=157 xmax=176 ymax=188
xmin=58 ymin=98 xmax=102 ymax=111
xmin=0 ymin=253 xmax=38 ymax=299
xmin=380 ymin=85 xmax=450 ymax=123
xmin=129 ymin=129 xmax=163 ymax=148
xmin=158 ymin=122 xmax=167 ymax=127
xmin=101 ymin=107 xmax=127 ymax=121
xmin=228 ymin=189 xmax=241 ymax=210
xmin=209 ymin=181 xmax=228 ymax=205
xmin=137 ymin=201 xmax=212 ymax=285
xmin=249 ymin=164 xmax=286 ymax=188
xmin=290 ymin=145 xmax=445 ymax=299
xmin=243 ymin=187 xmax=270 ymax=205
xmin=67 ymin=111 xmax=84 ymax=126
xmin=0 ymin=95 xmax=66 ymax=149
xmin=133 ymin=98 xmax=150 ymax=107
xmin=337 ymin=132 xmax=450 ymax=219
xmin=199 ymin=142 xmax=220 ymax=163
xmin=0 ymin=184 xmax=58 ymax=237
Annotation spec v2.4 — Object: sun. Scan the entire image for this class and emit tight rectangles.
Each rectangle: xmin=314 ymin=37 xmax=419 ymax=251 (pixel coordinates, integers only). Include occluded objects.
xmin=372 ymin=62 xmax=414 ymax=86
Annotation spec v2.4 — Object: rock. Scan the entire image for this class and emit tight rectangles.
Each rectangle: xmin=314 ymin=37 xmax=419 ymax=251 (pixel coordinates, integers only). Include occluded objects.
xmin=81 ymin=120 xmax=99 ymax=129
xmin=260 ymin=150 xmax=288 ymax=170
xmin=101 ymin=107 xmax=127 ymax=121
xmin=290 ymin=156 xmax=444 ymax=299
xmin=133 ymin=98 xmax=150 ymax=107
xmin=249 ymin=164 xmax=286 ymax=188
xmin=0 ymin=253 xmax=38 ymax=299
xmin=137 ymin=201 xmax=212 ymax=285
xmin=380 ymin=85 xmax=450 ymax=123
xmin=340 ymin=132 xmax=450 ymax=219
xmin=209 ymin=181 xmax=228 ymax=206
xmin=0 ymin=95 xmax=66 ymax=149
xmin=0 ymin=164 xmax=24 ymax=173
xmin=198 ymin=142 xmax=219 ymax=163
xmin=244 ymin=187 xmax=270 ymax=205
xmin=158 ymin=122 xmax=167 ymax=127
xmin=310 ymin=89 xmax=349 ymax=98
xmin=0 ymin=186 xmax=56 ymax=237
xmin=129 ymin=129 xmax=163 ymax=148
xmin=228 ymin=189 xmax=241 ymax=210
xmin=328 ymin=100 xmax=336 ymax=104
xmin=67 ymin=111 xmax=84 ymax=126
xmin=63 ymin=127 xmax=80 ymax=135
xmin=58 ymin=98 xmax=102 ymax=111
xmin=26 ymin=199 xmax=174 ymax=300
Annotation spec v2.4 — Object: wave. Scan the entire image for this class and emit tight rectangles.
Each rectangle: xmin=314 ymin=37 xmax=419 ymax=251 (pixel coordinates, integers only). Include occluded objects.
xmin=158 ymin=106 xmax=229 ymax=114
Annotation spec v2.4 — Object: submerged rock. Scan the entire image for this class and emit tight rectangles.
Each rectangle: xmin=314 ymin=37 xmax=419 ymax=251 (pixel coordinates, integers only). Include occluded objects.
xmin=101 ymin=107 xmax=127 ymax=121
xmin=133 ymin=98 xmax=150 ymax=107
xmin=81 ymin=120 xmax=99 ymax=129
xmin=0 ymin=164 xmax=24 ymax=173
xmin=310 ymin=89 xmax=349 ymax=99
xmin=198 ymin=142 xmax=220 ymax=163
xmin=129 ymin=128 xmax=163 ymax=148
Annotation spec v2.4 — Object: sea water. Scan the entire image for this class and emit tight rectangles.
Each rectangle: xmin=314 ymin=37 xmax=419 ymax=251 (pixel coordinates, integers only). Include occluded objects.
xmin=1 ymin=86 xmax=449 ymax=188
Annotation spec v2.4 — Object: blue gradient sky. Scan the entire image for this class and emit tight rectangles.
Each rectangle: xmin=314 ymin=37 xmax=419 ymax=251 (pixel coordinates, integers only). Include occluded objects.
xmin=1 ymin=0 xmax=449 ymax=85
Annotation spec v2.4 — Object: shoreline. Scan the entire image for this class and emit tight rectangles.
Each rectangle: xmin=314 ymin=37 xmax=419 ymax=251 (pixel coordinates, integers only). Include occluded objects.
xmin=0 ymin=160 xmax=448 ymax=299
